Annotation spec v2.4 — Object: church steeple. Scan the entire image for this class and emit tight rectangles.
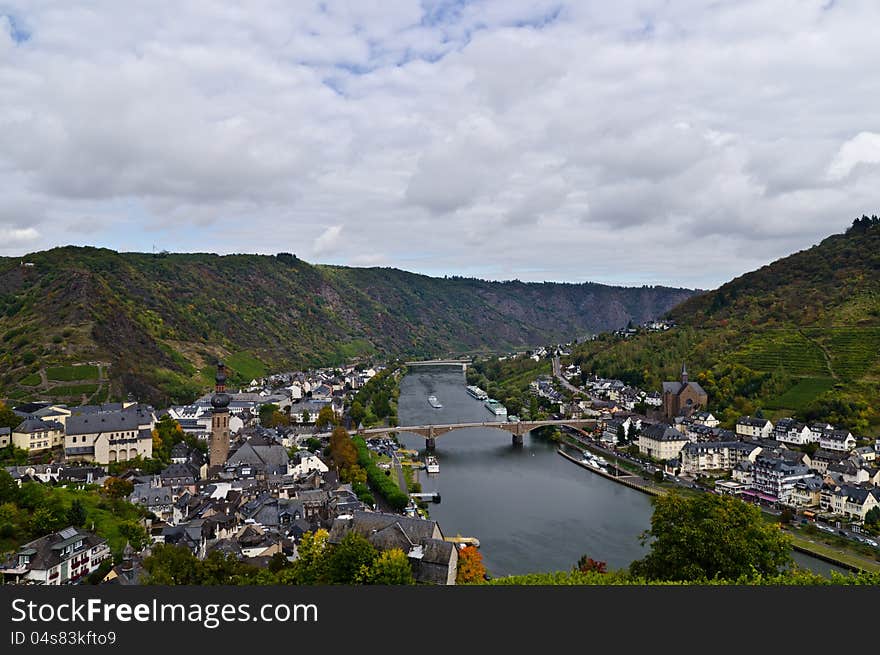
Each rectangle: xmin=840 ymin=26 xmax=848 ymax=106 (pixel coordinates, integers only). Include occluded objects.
xmin=209 ymin=361 xmax=231 ymax=471
xmin=681 ymin=362 xmax=688 ymax=385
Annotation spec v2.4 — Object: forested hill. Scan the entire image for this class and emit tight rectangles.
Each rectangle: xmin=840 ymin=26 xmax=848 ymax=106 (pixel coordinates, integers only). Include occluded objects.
xmin=0 ymin=247 xmax=694 ymax=406
xmin=567 ymin=216 xmax=880 ymax=434
xmin=667 ymin=214 xmax=880 ymax=329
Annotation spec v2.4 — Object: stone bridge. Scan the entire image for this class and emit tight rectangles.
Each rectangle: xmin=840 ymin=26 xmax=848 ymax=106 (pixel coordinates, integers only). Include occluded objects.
xmin=354 ymin=419 xmax=597 ymax=450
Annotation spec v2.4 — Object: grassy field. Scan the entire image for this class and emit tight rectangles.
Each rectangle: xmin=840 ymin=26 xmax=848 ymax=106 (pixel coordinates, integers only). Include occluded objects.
xmin=46 ymin=364 xmax=100 ymax=381
xmin=20 ymin=373 xmax=41 ymax=386
xmin=49 ymin=383 xmax=100 ymax=397
xmin=225 ymin=351 xmax=267 ymax=381
xmin=764 ymin=377 xmax=836 ymax=411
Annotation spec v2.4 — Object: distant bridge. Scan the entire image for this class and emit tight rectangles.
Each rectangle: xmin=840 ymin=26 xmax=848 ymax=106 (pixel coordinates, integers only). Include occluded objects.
xmin=354 ymin=419 xmax=597 ymax=449
xmin=404 ymin=359 xmax=472 ymax=371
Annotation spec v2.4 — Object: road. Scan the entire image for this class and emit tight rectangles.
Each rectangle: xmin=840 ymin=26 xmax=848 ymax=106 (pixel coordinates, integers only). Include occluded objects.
xmin=552 ymin=356 xmax=585 ymax=395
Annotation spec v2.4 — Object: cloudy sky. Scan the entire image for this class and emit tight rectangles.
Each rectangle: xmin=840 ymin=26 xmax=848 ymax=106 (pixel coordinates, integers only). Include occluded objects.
xmin=1 ymin=1 xmax=879 ymax=289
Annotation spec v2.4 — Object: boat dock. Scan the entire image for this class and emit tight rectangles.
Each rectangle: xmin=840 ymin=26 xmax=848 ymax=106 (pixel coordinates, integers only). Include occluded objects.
xmin=444 ymin=535 xmax=481 ymax=548
xmin=556 ymin=447 xmax=661 ymax=497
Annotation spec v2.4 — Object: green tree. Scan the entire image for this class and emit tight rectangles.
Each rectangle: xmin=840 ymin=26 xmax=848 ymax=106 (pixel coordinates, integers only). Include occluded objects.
xmin=316 ymin=405 xmax=337 ymax=430
xmin=67 ymin=499 xmax=87 ymax=527
xmin=630 ymin=492 xmax=792 ymax=582
xmin=325 ymin=532 xmax=378 ymax=584
xmin=301 ymin=409 xmax=311 ymax=424
xmin=0 ymin=469 xmax=17 ymax=503
xmin=259 ymin=403 xmax=280 ymax=427
xmin=0 ymin=401 xmax=21 ymax=430
xmin=864 ymin=507 xmax=880 ymax=536
xmin=361 ymin=548 xmax=414 ymax=585
xmin=118 ymin=521 xmax=150 ymax=551
xmin=30 ymin=505 xmax=66 ymax=536
xmin=289 ymin=529 xmax=329 ymax=584
xmin=142 ymin=544 xmax=203 ymax=584
xmin=349 ymin=401 xmax=366 ymax=427
xmin=305 ymin=437 xmax=322 ymax=453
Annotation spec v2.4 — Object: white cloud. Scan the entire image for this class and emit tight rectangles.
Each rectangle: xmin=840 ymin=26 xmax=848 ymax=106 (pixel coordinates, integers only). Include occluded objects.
xmin=312 ymin=225 xmax=344 ymax=256
xmin=827 ymin=132 xmax=880 ymax=181
xmin=0 ymin=1 xmax=879 ymax=288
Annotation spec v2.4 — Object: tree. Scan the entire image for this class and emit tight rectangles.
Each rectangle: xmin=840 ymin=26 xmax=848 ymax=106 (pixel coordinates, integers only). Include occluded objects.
xmin=456 ymin=545 xmax=487 ymax=584
xmin=259 ymin=403 xmax=280 ymax=427
xmin=305 ymin=437 xmax=322 ymax=452
xmin=301 ymin=409 xmax=311 ymax=424
xmin=348 ymin=400 xmax=366 ymax=427
xmin=325 ymin=532 xmax=378 ymax=584
xmin=630 ymin=492 xmax=792 ymax=582
xmin=289 ymin=529 xmax=329 ymax=584
xmin=118 ymin=521 xmax=150 ymax=551
xmin=102 ymin=477 xmax=134 ymax=500
xmin=316 ymin=405 xmax=337 ymax=430
xmin=30 ymin=505 xmax=66 ymax=536
xmin=142 ymin=544 xmax=203 ymax=584
xmin=67 ymin=499 xmax=87 ymax=527
xmin=779 ymin=507 xmax=794 ymax=525
xmin=361 ymin=548 xmax=414 ymax=585
xmin=329 ymin=426 xmax=358 ymax=471
xmin=652 ymin=469 xmax=665 ymax=483
xmin=0 ymin=401 xmax=21 ymax=430
xmin=864 ymin=507 xmax=880 ymax=536
xmin=576 ymin=554 xmax=607 ymax=574
xmin=616 ymin=424 xmax=627 ymax=444
xmin=0 ymin=469 xmax=17 ymax=504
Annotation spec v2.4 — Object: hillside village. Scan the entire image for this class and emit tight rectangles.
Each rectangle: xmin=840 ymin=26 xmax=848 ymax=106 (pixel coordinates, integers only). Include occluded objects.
xmin=552 ymin=357 xmax=880 ymax=539
xmin=2 ymin=319 xmax=880 ymax=586
xmin=0 ymin=362 xmax=460 ymax=586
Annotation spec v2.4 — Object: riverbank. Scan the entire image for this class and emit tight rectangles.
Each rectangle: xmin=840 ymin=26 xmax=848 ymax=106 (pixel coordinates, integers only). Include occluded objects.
xmin=557 ymin=447 xmax=661 ymax=496
xmin=554 ymin=433 xmax=880 ymax=574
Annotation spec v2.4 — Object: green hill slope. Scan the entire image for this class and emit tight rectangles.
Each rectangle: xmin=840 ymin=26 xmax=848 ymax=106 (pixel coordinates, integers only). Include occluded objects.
xmin=568 ymin=215 xmax=880 ymax=434
xmin=0 ymin=247 xmax=693 ymax=407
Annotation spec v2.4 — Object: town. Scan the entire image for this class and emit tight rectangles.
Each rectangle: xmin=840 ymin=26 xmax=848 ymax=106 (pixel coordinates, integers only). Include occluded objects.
xmin=2 ymin=325 xmax=880 ymax=586
xmin=0 ymin=361 xmax=459 ymax=586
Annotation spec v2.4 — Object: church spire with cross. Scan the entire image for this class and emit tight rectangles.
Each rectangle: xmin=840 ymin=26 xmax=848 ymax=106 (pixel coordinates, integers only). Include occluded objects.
xmin=681 ymin=362 xmax=688 ymax=384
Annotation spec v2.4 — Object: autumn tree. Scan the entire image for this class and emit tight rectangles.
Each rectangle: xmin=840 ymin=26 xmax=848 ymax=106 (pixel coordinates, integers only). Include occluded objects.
xmin=630 ymin=491 xmax=792 ymax=582
xmin=576 ymin=554 xmax=607 ymax=574
xmin=455 ymin=545 xmax=487 ymax=584
xmin=102 ymin=477 xmax=134 ymax=500
xmin=329 ymin=426 xmax=358 ymax=471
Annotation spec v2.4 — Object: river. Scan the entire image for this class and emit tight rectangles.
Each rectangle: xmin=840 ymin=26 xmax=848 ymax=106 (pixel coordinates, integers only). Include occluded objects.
xmin=395 ymin=367 xmax=850 ymax=578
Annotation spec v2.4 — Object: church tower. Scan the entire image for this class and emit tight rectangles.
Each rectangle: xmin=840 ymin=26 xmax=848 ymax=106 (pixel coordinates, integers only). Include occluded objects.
xmin=681 ymin=362 xmax=688 ymax=385
xmin=209 ymin=361 xmax=231 ymax=471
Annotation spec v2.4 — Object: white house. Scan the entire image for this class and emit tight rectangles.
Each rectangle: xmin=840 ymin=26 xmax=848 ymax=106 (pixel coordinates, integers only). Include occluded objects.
xmin=288 ymin=451 xmax=330 ymax=479
xmin=0 ymin=527 xmax=111 ymax=585
xmin=735 ymin=416 xmax=774 ymax=439
xmin=772 ymin=418 xmax=815 ymax=446
xmin=819 ymin=428 xmax=856 ymax=453
xmin=638 ymin=424 xmax=689 ymax=461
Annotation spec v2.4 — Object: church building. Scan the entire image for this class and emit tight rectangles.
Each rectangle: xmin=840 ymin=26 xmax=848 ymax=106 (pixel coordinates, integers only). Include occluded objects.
xmin=661 ymin=363 xmax=708 ymax=421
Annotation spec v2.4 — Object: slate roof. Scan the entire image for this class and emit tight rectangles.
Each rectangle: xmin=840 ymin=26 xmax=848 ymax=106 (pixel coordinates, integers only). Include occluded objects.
xmin=641 ymin=424 xmax=687 ymax=442
xmin=14 ymin=418 xmax=63 ymax=433
xmin=2 ymin=527 xmax=105 ymax=572
xmin=66 ymin=409 xmax=152 ymax=436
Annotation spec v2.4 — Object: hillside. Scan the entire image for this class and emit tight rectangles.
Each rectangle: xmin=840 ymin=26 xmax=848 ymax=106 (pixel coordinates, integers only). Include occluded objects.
xmin=567 ymin=215 xmax=880 ymax=434
xmin=0 ymin=247 xmax=693 ymax=407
